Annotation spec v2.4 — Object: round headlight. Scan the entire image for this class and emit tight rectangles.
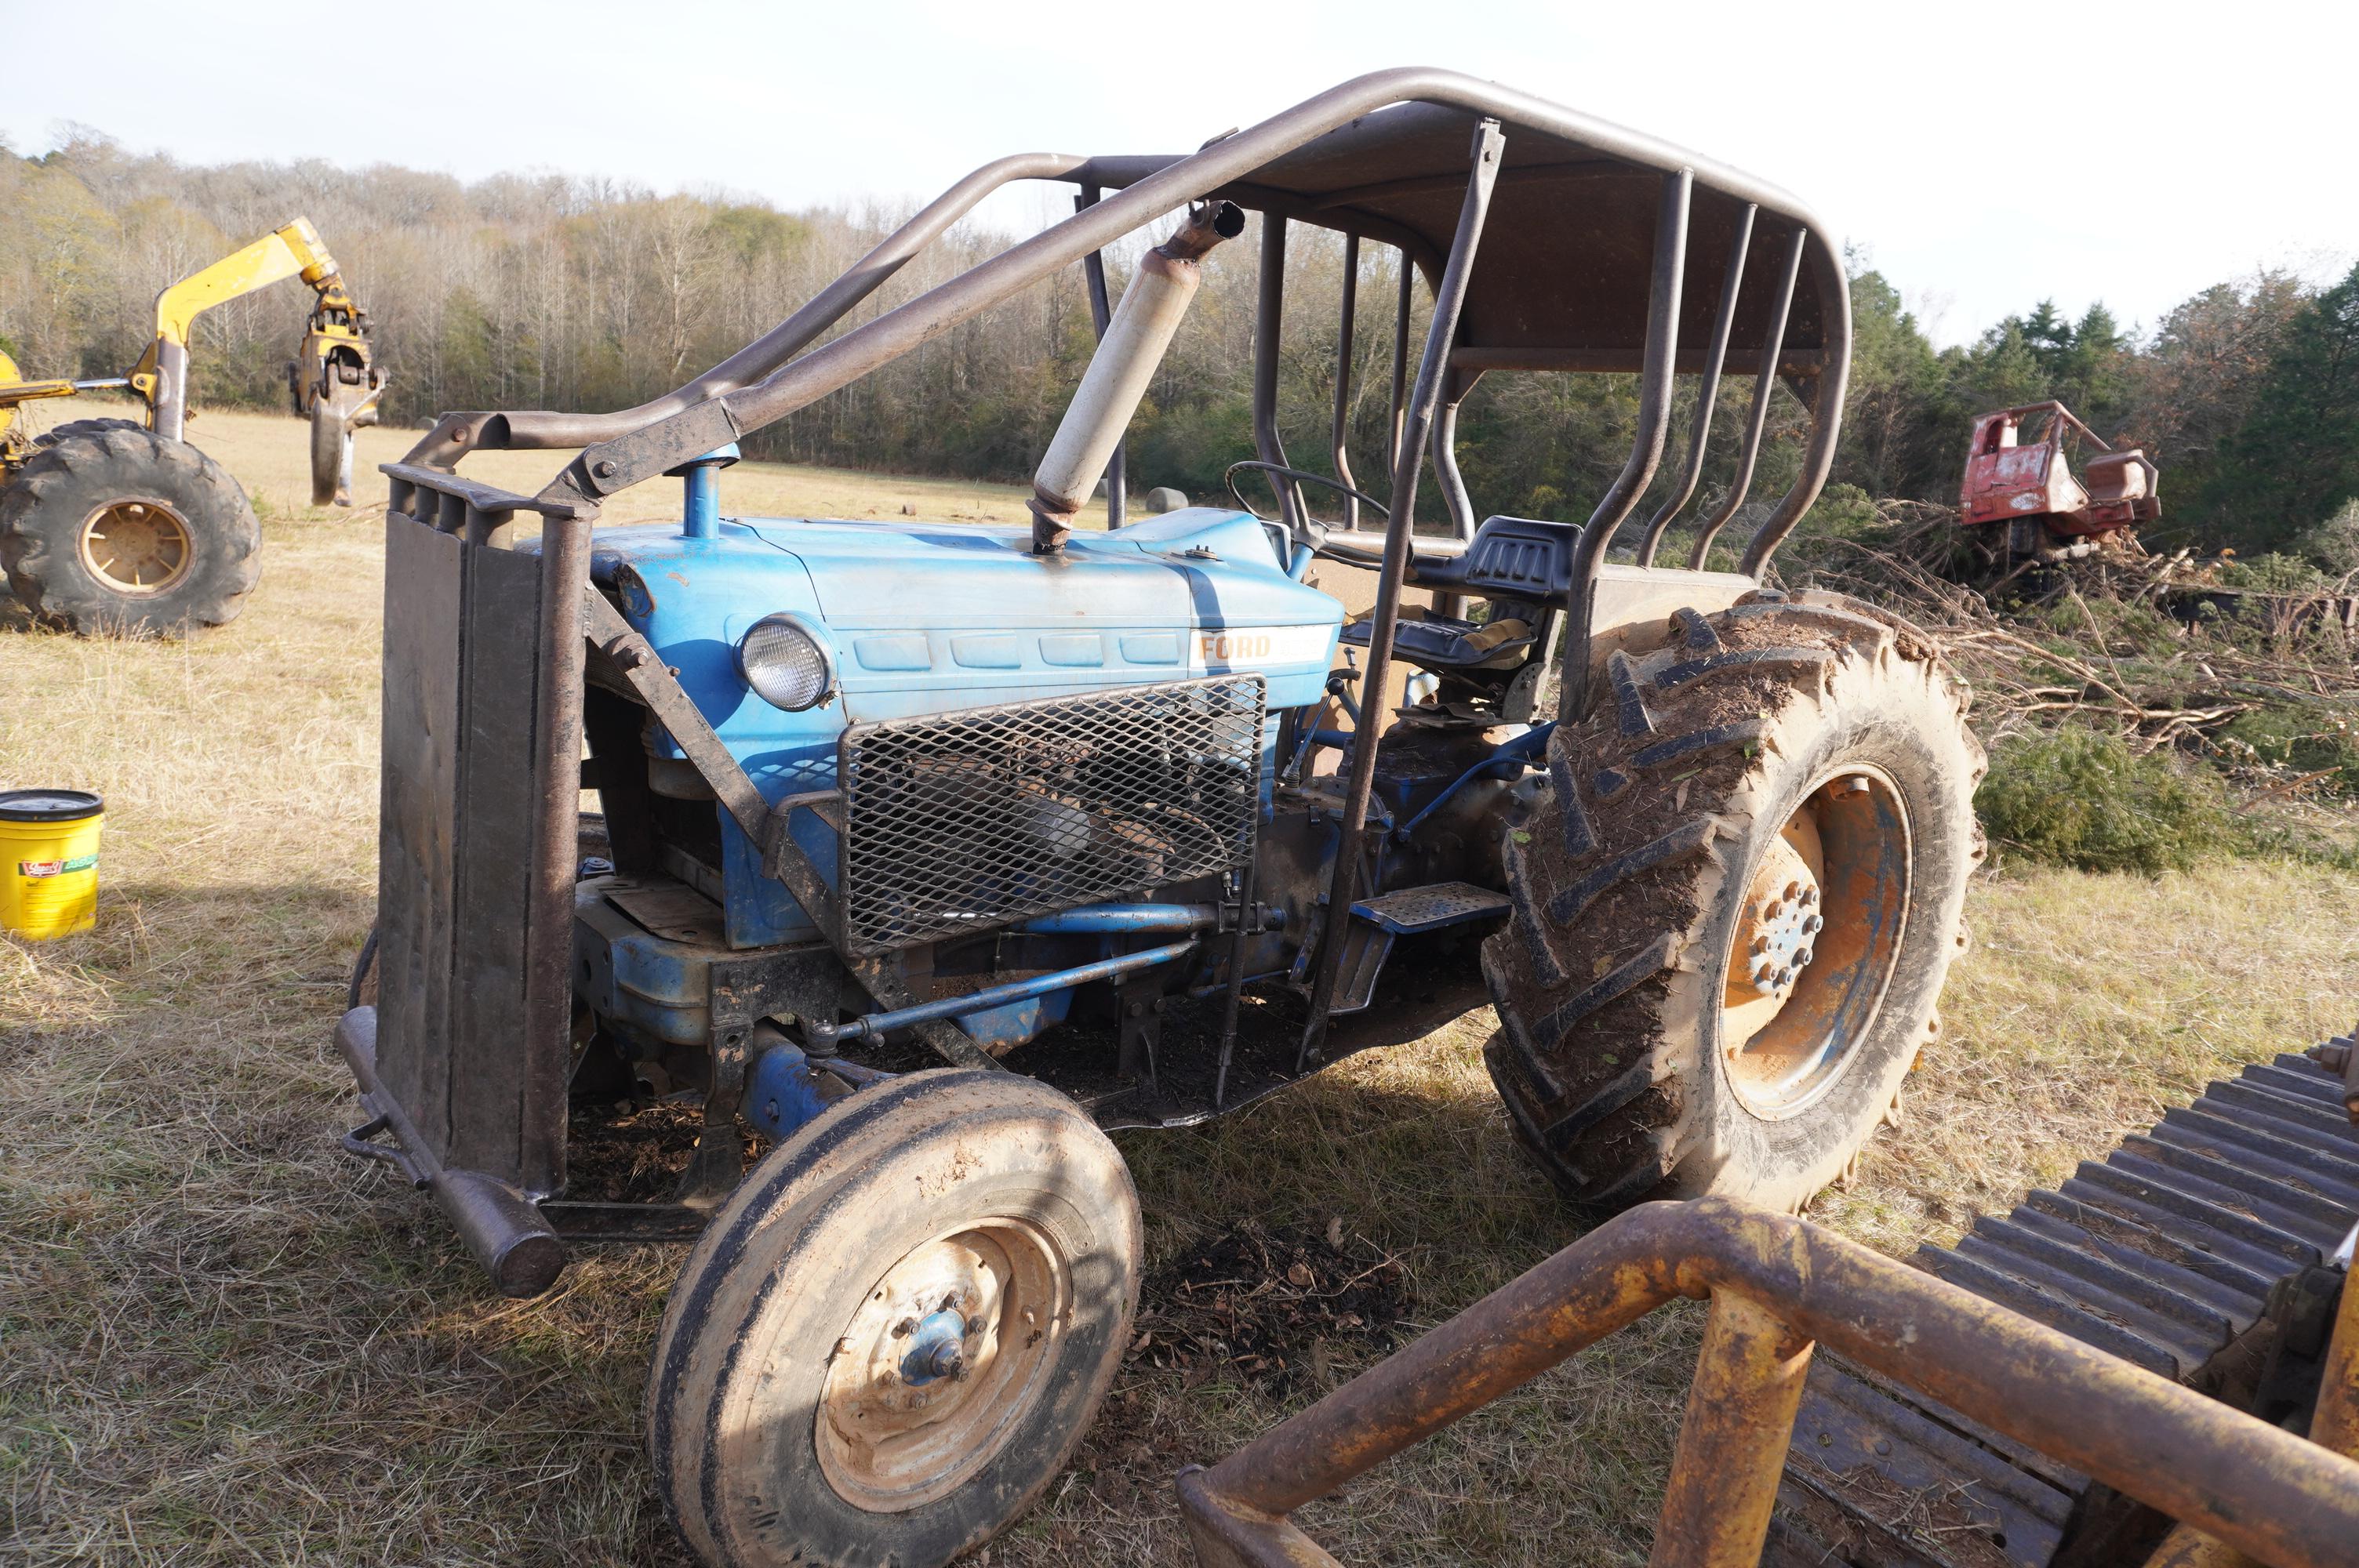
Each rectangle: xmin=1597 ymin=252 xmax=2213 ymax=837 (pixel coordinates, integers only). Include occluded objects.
xmin=737 ymin=614 xmax=835 ymax=711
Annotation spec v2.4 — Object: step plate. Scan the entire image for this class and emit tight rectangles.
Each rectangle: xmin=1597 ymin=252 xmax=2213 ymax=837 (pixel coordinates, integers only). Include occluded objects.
xmin=1350 ymin=880 xmax=1513 ymax=935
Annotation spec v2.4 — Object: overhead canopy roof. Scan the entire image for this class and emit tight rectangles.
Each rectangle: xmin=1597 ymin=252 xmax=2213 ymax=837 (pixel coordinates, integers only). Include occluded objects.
xmin=1071 ymin=97 xmax=1834 ymax=379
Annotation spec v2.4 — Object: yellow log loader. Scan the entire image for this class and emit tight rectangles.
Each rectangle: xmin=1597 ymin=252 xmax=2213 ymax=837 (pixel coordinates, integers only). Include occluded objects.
xmin=0 ymin=216 xmax=383 ymax=635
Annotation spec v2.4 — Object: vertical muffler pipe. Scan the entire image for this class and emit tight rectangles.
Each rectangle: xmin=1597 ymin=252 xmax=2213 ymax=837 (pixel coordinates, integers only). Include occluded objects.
xmin=1029 ymin=200 xmax=1245 ymax=553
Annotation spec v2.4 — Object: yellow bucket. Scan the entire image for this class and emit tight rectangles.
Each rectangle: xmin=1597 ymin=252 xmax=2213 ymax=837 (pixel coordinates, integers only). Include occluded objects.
xmin=0 ymin=789 xmax=104 ymax=940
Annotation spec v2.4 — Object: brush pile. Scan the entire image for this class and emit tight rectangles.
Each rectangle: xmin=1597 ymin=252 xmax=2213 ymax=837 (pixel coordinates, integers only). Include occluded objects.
xmin=1778 ymin=501 xmax=2359 ymax=871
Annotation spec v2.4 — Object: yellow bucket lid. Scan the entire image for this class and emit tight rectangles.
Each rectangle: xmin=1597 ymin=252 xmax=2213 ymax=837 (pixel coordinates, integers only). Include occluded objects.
xmin=0 ymin=789 xmax=104 ymax=822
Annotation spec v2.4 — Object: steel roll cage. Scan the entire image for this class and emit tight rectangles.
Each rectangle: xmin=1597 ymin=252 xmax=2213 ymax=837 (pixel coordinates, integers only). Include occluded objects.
xmin=397 ymin=67 xmax=1850 ymax=590
xmin=1173 ymin=1196 xmax=2359 ymax=1568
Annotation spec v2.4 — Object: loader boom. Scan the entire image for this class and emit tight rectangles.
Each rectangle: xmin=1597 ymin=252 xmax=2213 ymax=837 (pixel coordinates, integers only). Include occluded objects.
xmin=127 ymin=217 xmax=358 ymax=441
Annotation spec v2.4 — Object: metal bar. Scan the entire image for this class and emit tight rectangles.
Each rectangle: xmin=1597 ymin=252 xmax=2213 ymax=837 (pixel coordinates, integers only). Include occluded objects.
xmin=1077 ymin=186 xmax=1127 ymax=528
xmin=404 ymin=151 xmax=1088 ymax=466
xmin=1296 ymin=119 xmax=1506 ymax=1070
xmin=1252 ymin=216 xmax=1306 ymax=532
xmin=1330 ymin=234 xmax=1361 ymax=532
xmin=1386 ymin=258 xmax=1412 ymax=476
xmin=1636 ymin=204 xmax=1754 ymax=568
xmin=1648 ymin=1290 xmax=1812 ymax=1567
xmin=1176 ymin=1196 xmax=2359 ymax=1568
xmin=816 ymin=938 xmax=1199 ymax=1046
xmin=1738 ymin=230 xmax=1852 ymax=576
xmin=583 ymin=590 xmax=769 ymax=844
xmin=1430 ymin=375 xmax=1478 ymax=542
xmin=1212 ymin=852 xmax=1259 ymax=1110
xmin=523 ymin=510 xmax=593 ymax=1198
xmin=335 ymin=1008 xmax=566 ymax=1297
xmin=1555 ymin=169 xmax=1692 ymax=726
xmin=1014 ymin=904 xmax=1218 ymax=935
xmin=151 ymin=339 xmax=189 ymax=441
xmin=1686 ymin=226 xmax=1802 ymax=571
xmin=2309 ymin=1226 xmax=2359 ymax=1454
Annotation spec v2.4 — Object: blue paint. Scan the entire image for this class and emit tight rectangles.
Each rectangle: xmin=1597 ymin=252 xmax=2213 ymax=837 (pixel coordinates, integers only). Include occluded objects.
xmin=1394 ymin=723 xmax=1557 ymax=843
xmin=572 ymin=884 xmax=754 ymax=1048
xmin=900 ymin=1308 xmax=969 ymax=1385
xmin=744 ymin=1040 xmax=834 ymax=1141
xmin=671 ymin=443 xmax=740 ymax=541
xmin=950 ymin=987 xmax=1074 ymax=1053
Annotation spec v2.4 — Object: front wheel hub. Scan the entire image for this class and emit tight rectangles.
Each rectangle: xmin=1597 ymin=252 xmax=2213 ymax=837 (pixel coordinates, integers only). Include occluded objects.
xmin=899 ymin=1308 xmax=969 ymax=1385
xmin=816 ymin=1218 xmax=1070 ymax=1512
xmin=1720 ymin=769 xmax=1912 ymax=1118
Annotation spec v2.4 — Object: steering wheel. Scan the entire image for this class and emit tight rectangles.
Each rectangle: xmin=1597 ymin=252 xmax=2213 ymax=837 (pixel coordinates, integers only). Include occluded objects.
xmin=1223 ymin=460 xmax=1390 ymax=524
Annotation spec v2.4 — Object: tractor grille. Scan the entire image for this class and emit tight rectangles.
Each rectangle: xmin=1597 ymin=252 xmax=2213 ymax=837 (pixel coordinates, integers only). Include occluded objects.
xmin=838 ymin=675 xmax=1265 ymax=954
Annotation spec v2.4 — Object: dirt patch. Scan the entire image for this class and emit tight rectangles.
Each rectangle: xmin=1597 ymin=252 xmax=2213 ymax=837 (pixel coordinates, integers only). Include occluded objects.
xmin=1130 ymin=1220 xmax=1415 ymax=1398
xmin=562 ymin=1098 xmax=747 ymax=1203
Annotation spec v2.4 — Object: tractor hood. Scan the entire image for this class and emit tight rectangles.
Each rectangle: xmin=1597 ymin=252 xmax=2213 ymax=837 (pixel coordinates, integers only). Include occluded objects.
xmin=591 ymin=506 xmax=1338 ymax=736
xmin=585 ymin=505 xmax=1339 ymax=948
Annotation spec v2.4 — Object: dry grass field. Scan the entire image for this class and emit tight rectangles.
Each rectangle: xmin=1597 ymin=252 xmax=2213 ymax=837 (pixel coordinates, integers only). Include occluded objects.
xmin=4 ymin=402 xmax=2357 ymax=1566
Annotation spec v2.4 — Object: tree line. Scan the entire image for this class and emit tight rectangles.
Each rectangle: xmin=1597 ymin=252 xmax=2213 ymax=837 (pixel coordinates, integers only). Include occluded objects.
xmin=5 ymin=128 xmax=2353 ymax=557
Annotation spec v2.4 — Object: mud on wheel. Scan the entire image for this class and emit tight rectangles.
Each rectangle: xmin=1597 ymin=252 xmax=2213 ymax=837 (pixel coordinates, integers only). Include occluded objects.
xmin=1482 ymin=588 xmax=1983 ymax=1213
xmin=0 ymin=424 xmax=260 ymax=635
xmin=646 ymin=1069 xmax=1141 ymax=1568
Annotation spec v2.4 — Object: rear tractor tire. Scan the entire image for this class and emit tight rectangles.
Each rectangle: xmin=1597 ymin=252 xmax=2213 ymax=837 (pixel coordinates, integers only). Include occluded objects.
xmin=0 ymin=425 xmax=260 ymax=636
xmin=647 ymin=1069 xmax=1142 ymax=1568
xmin=1482 ymin=589 xmax=1983 ymax=1213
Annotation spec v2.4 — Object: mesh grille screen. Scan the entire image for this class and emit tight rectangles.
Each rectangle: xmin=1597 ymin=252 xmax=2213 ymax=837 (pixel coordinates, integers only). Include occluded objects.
xmin=838 ymin=675 xmax=1265 ymax=954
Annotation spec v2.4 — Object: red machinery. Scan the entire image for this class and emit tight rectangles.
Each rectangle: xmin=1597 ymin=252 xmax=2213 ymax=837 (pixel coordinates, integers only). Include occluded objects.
xmin=1960 ymin=399 xmax=2159 ymax=554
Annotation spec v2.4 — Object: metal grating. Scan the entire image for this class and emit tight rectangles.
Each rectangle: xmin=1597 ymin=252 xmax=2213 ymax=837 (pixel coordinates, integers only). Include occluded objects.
xmin=838 ymin=675 xmax=1265 ymax=954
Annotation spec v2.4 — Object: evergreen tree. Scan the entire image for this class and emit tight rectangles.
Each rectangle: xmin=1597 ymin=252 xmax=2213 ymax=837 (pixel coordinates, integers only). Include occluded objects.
xmin=2204 ymin=261 xmax=2359 ymax=550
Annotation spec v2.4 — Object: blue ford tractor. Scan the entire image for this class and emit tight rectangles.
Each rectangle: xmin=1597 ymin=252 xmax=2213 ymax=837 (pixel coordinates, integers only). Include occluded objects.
xmin=337 ymin=71 xmax=1980 ymax=1568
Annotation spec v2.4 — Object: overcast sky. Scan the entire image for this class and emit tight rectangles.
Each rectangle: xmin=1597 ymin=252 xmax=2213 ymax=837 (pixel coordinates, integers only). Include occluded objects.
xmin=6 ymin=0 xmax=2350 ymax=347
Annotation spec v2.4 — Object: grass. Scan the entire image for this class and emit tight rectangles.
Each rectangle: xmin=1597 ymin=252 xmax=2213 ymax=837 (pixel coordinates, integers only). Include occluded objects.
xmin=5 ymin=404 xmax=2359 ymax=1564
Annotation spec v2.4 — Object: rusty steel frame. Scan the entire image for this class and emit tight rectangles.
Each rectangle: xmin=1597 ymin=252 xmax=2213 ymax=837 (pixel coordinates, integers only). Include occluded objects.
xmin=1175 ymin=1197 xmax=2359 ymax=1568
xmin=1293 ymin=118 xmax=1505 ymax=1069
xmin=1329 ymin=233 xmax=1361 ymax=533
xmin=1556 ymin=167 xmax=1692 ymax=724
xmin=1635 ymin=204 xmax=1754 ymax=568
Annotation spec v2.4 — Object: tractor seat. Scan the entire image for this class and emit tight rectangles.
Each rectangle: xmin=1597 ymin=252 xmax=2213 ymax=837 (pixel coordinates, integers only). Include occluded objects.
xmin=1339 ymin=609 xmax=1536 ymax=671
xmin=2081 ymin=449 xmax=2151 ymax=505
xmin=1412 ymin=514 xmax=1583 ymax=599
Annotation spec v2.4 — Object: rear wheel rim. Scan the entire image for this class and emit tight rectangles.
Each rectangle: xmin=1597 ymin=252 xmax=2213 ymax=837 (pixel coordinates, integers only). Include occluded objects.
xmin=1720 ymin=767 xmax=1912 ymax=1118
xmin=78 ymin=499 xmax=193 ymax=596
xmin=815 ymin=1216 xmax=1071 ymax=1512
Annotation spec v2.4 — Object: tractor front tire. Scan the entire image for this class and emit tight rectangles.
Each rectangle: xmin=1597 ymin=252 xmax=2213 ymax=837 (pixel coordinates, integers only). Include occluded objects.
xmin=1483 ymin=590 xmax=1983 ymax=1214
xmin=647 ymin=1069 xmax=1141 ymax=1568
xmin=0 ymin=426 xmax=260 ymax=636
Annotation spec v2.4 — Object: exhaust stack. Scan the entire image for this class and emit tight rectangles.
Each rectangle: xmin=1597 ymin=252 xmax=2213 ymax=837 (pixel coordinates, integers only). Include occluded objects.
xmin=1030 ymin=201 xmax=1244 ymax=553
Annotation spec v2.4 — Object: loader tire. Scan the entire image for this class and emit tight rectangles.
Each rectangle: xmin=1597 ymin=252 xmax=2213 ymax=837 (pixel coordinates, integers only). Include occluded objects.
xmin=0 ymin=426 xmax=260 ymax=636
xmin=31 ymin=417 xmax=145 ymax=448
xmin=647 ymin=1069 xmax=1140 ymax=1568
xmin=1481 ymin=589 xmax=1983 ymax=1214
xmin=309 ymin=395 xmax=347 ymax=506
